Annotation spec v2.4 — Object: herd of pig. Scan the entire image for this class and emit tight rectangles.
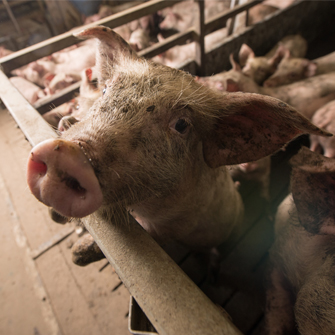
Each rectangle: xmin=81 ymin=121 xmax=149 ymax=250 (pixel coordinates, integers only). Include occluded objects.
xmin=15 ymin=2 xmax=335 ymax=335
xmin=4 ymin=0 xmax=292 ymax=107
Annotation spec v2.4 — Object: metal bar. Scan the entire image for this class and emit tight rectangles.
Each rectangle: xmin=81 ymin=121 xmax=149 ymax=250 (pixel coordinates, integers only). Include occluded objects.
xmin=85 ymin=214 xmax=243 ymax=335
xmin=0 ymin=0 xmax=176 ymax=74
xmin=138 ymin=28 xmax=195 ymax=59
xmin=0 ymin=70 xmax=57 ymax=146
xmin=205 ymin=0 xmax=264 ymax=35
xmin=194 ymin=0 xmax=206 ymax=76
xmin=33 ymin=81 xmax=81 ymax=114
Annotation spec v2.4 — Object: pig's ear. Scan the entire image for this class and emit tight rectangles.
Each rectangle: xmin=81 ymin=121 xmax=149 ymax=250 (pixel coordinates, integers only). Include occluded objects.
xmin=229 ymin=54 xmax=242 ymax=72
xmin=74 ymin=26 xmax=138 ymax=83
xmin=203 ymin=92 xmax=332 ymax=168
xmin=268 ymin=44 xmax=288 ymax=68
xmin=290 ymin=147 xmax=335 ymax=235
xmin=238 ymin=44 xmax=254 ymax=67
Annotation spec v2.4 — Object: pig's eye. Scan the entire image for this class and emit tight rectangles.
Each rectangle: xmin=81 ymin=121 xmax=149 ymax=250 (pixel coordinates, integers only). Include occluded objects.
xmin=175 ymin=119 xmax=189 ymax=134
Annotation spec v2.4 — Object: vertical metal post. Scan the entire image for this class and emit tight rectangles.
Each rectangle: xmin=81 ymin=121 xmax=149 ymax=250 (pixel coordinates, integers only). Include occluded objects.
xmin=194 ymin=0 xmax=206 ymax=76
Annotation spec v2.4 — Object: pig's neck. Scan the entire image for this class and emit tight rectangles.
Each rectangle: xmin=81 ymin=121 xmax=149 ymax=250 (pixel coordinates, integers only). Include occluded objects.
xmin=129 ymin=166 xmax=243 ymax=250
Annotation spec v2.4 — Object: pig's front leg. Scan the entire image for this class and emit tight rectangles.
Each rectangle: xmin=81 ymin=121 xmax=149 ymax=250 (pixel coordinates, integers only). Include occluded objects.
xmin=264 ymin=267 xmax=297 ymax=335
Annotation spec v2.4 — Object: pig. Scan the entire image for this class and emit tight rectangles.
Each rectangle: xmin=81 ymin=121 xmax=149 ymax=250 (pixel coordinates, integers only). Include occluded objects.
xmin=159 ymin=1 xmax=229 ymax=33
xmin=199 ymin=57 xmax=335 ymax=120
xmin=0 ymin=45 xmax=13 ymax=58
xmin=128 ymin=28 xmax=151 ymax=52
xmin=239 ymin=43 xmax=288 ymax=85
xmin=44 ymin=72 xmax=81 ymax=96
xmin=9 ymin=76 xmax=46 ymax=104
xmin=26 ymin=26 xmax=329 ymax=254
xmin=310 ymin=100 xmax=335 ymax=158
xmin=42 ymin=67 xmax=100 ymax=130
xmin=247 ymin=4 xmax=278 ymax=25
xmin=264 ymin=147 xmax=335 ymax=335
xmin=153 ymin=27 xmax=228 ymax=69
xmin=239 ymin=35 xmax=308 ymax=85
xmin=264 ymin=51 xmax=335 ymax=87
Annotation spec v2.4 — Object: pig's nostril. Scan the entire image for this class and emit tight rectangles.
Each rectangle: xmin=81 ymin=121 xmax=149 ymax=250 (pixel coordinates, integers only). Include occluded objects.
xmin=62 ymin=175 xmax=86 ymax=195
xmin=30 ymin=159 xmax=47 ymax=176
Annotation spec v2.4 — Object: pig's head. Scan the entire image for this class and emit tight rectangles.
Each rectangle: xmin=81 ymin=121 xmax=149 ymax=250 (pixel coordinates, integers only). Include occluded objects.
xmin=264 ymin=53 xmax=317 ymax=87
xmin=26 ymin=26 xmax=331 ymax=222
xmin=239 ymin=43 xmax=286 ymax=85
xmin=290 ymin=147 xmax=335 ymax=235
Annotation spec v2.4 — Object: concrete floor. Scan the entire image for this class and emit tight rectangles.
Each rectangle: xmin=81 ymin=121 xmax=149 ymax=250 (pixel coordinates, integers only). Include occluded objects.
xmin=0 ymin=107 xmax=130 ymax=335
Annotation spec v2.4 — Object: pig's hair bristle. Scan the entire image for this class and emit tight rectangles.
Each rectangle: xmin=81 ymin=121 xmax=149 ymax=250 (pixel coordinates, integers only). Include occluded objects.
xmin=99 ymin=54 xmax=234 ymax=123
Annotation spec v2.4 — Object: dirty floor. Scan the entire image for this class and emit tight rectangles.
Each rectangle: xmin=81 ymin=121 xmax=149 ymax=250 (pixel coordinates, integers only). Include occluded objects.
xmin=0 ymin=106 xmax=130 ymax=335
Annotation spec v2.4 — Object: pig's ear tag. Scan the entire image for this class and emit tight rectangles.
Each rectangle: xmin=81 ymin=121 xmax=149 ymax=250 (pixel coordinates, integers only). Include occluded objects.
xmin=73 ymin=26 xmax=139 ymax=83
xmin=203 ymin=92 xmax=331 ymax=168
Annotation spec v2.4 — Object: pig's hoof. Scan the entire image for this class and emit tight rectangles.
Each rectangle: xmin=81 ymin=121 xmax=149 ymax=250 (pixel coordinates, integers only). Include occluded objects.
xmin=72 ymin=233 xmax=105 ymax=266
xmin=48 ymin=208 xmax=69 ymax=224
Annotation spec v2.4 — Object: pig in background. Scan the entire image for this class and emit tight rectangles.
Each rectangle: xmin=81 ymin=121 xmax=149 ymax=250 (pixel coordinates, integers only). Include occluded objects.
xmin=238 ymin=34 xmax=308 ymax=85
xmin=42 ymin=67 xmax=100 ymax=130
xmin=264 ymin=147 xmax=335 ymax=335
xmin=25 ymin=27 xmax=329 ymax=268
xmin=197 ymin=54 xmax=335 ymax=120
xmin=264 ymin=50 xmax=335 ymax=87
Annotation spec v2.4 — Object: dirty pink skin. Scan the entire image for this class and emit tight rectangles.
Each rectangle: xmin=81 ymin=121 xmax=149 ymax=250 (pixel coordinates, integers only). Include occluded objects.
xmin=200 ymin=58 xmax=335 ymax=120
xmin=310 ymin=100 xmax=335 ymax=158
xmin=27 ymin=138 xmax=103 ymax=218
xmin=264 ymin=50 xmax=335 ymax=87
xmin=26 ymin=27 xmax=329 ymax=250
xmin=9 ymin=76 xmax=46 ymax=104
xmin=265 ymin=147 xmax=335 ymax=335
xmin=239 ymin=35 xmax=308 ymax=85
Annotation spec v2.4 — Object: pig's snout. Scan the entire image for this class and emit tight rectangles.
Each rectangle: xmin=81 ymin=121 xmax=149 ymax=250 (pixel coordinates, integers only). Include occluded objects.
xmin=27 ymin=139 xmax=103 ymax=218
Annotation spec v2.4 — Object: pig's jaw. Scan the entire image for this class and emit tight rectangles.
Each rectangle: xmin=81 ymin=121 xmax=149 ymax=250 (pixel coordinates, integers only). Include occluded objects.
xmin=27 ymin=139 xmax=103 ymax=218
xmin=128 ymin=166 xmax=243 ymax=249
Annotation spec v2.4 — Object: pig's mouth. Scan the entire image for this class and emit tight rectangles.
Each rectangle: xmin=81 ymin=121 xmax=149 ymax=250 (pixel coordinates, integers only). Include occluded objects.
xmin=27 ymin=138 xmax=103 ymax=218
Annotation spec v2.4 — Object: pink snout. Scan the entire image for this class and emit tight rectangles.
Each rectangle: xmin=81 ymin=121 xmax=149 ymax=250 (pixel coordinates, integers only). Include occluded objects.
xmin=27 ymin=139 xmax=103 ymax=218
